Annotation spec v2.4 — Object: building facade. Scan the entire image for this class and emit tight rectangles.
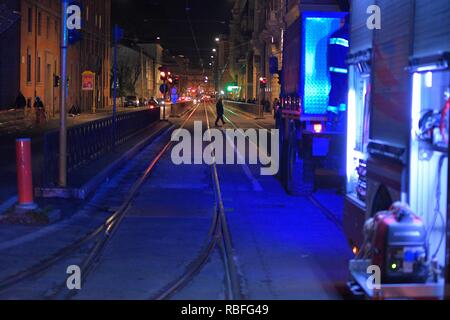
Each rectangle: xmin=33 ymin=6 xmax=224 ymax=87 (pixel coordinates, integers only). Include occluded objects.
xmin=18 ymin=0 xmax=62 ymax=115
xmin=116 ymin=42 xmax=164 ymax=101
xmin=221 ymin=0 xmax=286 ymax=104
xmin=67 ymin=0 xmax=111 ymax=113
xmin=222 ymin=0 xmax=346 ymax=105
xmin=0 ymin=0 xmax=111 ymax=115
xmin=0 ymin=1 xmax=21 ymax=110
xmin=138 ymin=42 xmax=164 ymax=99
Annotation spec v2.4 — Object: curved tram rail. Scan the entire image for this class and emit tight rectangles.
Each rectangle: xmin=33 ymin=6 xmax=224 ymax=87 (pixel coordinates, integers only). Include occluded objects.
xmin=0 ymin=103 xmax=243 ymax=300
xmin=152 ymin=104 xmax=244 ymax=300
xmin=0 ymin=106 xmax=197 ymax=297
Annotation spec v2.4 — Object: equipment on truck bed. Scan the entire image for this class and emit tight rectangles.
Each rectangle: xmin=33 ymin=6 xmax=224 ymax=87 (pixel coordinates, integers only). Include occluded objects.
xmin=364 ymin=202 xmax=428 ymax=284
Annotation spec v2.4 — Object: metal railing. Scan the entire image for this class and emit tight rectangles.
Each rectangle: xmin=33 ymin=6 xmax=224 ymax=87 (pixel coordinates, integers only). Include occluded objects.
xmin=223 ymin=100 xmax=264 ymax=118
xmin=43 ymin=108 xmax=160 ymax=187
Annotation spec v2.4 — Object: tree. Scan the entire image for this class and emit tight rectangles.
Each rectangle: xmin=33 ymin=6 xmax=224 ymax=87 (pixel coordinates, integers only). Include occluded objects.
xmin=111 ymin=46 xmax=142 ymax=97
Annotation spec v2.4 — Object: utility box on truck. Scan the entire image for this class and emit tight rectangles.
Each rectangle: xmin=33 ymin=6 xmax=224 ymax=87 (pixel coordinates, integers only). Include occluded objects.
xmin=278 ymin=3 xmax=348 ymax=194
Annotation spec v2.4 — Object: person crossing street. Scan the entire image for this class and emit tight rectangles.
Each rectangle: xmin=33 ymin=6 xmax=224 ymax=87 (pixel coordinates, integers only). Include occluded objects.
xmin=33 ymin=97 xmax=46 ymax=127
xmin=215 ymin=97 xmax=226 ymax=127
xmin=15 ymin=91 xmax=26 ymax=109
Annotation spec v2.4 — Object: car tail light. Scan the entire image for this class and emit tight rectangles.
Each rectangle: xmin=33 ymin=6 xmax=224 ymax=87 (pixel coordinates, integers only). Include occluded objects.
xmin=313 ymin=123 xmax=323 ymax=133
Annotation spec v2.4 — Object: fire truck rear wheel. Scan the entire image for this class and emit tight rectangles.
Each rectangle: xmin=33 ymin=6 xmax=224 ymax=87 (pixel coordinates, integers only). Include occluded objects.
xmin=286 ymin=132 xmax=314 ymax=196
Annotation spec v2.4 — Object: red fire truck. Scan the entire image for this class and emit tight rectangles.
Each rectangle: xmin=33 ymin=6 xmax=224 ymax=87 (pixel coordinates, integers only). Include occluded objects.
xmin=343 ymin=0 xmax=449 ymax=298
xmin=278 ymin=1 xmax=349 ymax=195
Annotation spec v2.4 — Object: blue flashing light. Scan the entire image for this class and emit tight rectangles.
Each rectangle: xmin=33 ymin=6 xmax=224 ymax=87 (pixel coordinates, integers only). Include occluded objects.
xmin=301 ymin=13 xmax=347 ymax=115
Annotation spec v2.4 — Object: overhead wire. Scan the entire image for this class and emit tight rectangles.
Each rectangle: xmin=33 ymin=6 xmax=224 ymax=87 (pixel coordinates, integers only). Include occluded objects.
xmin=185 ymin=0 xmax=205 ymax=74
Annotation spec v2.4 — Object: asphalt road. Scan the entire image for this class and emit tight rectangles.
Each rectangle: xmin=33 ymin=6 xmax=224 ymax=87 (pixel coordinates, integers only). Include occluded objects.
xmin=0 ymin=103 xmax=351 ymax=300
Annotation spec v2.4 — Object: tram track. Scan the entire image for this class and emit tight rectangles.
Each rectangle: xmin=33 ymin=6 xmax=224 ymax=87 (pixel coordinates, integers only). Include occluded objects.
xmin=152 ymin=103 xmax=244 ymax=300
xmin=0 ymin=102 xmax=244 ymax=300
xmin=0 ymin=105 xmax=199 ymax=297
xmin=0 ymin=101 xmax=341 ymax=300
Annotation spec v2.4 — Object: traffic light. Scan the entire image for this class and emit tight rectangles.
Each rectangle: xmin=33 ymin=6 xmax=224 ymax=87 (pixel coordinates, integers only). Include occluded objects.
xmin=54 ymin=75 xmax=60 ymax=88
xmin=159 ymin=66 xmax=169 ymax=81
xmin=259 ymin=77 xmax=267 ymax=89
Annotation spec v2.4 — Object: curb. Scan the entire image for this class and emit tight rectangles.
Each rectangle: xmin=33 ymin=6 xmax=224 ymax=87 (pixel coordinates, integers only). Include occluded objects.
xmin=35 ymin=121 xmax=173 ymax=200
xmin=0 ymin=196 xmax=18 ymax=216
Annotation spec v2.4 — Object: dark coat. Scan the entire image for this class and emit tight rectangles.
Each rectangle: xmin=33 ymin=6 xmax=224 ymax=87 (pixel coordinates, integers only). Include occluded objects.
xmin=216 ymin=100 xmax=224 ymax=115
xmin=15 ymin=93 xmax=26 ymax=109
xmin=33 ymin=99 xmax=44 ymax=110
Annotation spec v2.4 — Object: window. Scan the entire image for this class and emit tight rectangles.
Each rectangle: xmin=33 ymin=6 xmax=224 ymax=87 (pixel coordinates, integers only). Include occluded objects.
xmin=37 ymin=56 xmax=41 ymax=83
xmin=37 ymin=11 xmax=42 ymax=36
xmin=26 ymin=49 xmax=32 ymax=83
xmin=27 ymin=8 xmax=32 ymax=33
xmin=46 ymin=16 xmax=50 ymax=38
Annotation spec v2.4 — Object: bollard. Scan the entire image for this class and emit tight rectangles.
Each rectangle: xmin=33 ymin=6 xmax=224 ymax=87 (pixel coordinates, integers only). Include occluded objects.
xmin=16 ymin=139 xmax=38 ymax=212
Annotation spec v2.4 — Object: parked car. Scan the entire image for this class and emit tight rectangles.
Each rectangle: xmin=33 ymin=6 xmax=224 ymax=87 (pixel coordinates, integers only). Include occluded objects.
xmin=156 ymin=98 xmax=166 ymax=106
xmin=124 ymin=96 xmax=139 ymax=108
xmin=147 ymin=98 xmax=159 ymax=109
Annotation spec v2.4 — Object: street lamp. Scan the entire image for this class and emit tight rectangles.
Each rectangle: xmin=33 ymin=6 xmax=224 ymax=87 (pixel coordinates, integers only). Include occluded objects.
xmin=215 ymin=37 xmax=220 ymax=42
xmin=212 ymin=48 xmax=217 ymax=53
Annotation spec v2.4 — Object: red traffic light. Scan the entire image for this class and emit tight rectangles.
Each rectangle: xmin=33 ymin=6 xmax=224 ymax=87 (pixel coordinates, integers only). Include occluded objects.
xmin=159 ymin=66 xmax=169 ymax=81
xmin=259 ymin=77 xmax=267 ymax=88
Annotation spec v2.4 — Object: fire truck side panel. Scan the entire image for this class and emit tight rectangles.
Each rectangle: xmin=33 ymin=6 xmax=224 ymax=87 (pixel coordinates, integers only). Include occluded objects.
xmin=413 ymin=0 xmax=450 ymax=58
xmin=279 ymin=3 xmax=346 ymax=195
xmin=281 ymin=2 xmax=342 ymax=105
xmin=348 ymin=0 xmax=374 ymax=54
xmin=408 ymin=0 xmax=450 ymax=284
xmin=282 ymin=16 xmax=302 ymax=97
xmin=370 ymin=0 xmax=415 ymax=148
xmin=345 ymin=0 xmax=450 ymax=295
xmin=343 ymin=0 xmax=375 ymax=249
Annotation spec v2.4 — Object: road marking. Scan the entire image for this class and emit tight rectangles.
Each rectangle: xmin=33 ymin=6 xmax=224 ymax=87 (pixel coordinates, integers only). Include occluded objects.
xmin=217 ymin=110 xmax=264 ymax=192
xmin=224 ymin=106 xmax=275 ymax=135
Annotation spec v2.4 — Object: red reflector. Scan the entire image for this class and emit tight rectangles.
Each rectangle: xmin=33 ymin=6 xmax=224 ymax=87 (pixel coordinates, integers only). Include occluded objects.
xmin=313 ymin=123 xmax=323 ymax=133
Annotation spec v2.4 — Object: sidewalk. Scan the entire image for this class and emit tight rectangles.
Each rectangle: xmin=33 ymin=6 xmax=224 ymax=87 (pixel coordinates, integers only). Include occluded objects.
xmin=0 ymin=106 xmax=148 ymax=137
xmin=0 ymin=106 xmax=154 ymax=205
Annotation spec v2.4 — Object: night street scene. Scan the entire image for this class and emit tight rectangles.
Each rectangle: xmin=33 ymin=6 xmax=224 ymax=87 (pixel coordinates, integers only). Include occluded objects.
xmin=0 ymin=0 xmax=449 ymax=307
